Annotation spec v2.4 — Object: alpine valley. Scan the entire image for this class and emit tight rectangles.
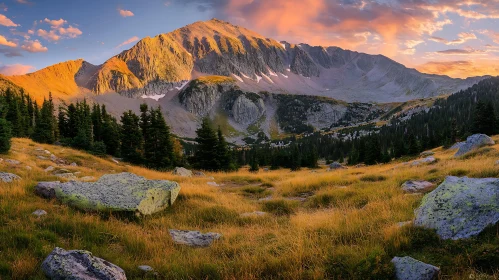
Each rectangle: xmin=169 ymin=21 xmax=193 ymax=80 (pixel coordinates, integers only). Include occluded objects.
xmin=0 ymin=19 xmax=486 ymax=142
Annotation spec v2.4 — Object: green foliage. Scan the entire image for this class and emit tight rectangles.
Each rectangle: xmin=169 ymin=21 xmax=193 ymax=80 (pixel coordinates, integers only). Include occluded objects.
xmin=360 ymin=175 xmax=387 ymax=182
xmin=120 ymin=110 xmax=143 ymax=164
xmin=0 ymin=118 xmax=11 ymax=154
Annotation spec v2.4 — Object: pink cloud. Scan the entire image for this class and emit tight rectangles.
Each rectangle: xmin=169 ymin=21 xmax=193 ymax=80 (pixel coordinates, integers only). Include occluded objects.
xmin=118 ymin=9 xmax=134 ymax=17
xmin=0 ymin=64 xmax=35 ymax=76
xmin=116 ymin=36 xmax=139 ymax=48
xmin=58 ymin=25 xmax=82 ymax=38
xmin=44 ymin=18 xmax=67 ymax=28
xmin=0 ymin=35 xmax=17 ymax=47
xmin=37 ymin=29 xmax=60 ymax=41
xmin=0 ymin=14 xmax=18 ymax=27
xmin=21 ymin=39 xmax=48 ymax=52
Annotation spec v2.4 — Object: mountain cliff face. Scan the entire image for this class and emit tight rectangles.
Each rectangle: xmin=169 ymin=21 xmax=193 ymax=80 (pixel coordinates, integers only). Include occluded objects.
xmin=2 ymin=18 xmax=486 ymax=104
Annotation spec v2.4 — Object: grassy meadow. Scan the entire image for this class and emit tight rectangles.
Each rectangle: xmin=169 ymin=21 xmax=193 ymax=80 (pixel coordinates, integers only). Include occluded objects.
xmin=1 ymin=137 xmax=499 ymax=279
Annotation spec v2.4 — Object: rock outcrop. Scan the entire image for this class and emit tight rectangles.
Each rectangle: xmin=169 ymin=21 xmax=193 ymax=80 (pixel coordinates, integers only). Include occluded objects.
xmin=35 ymin=181 xmax=61 ymax=199
xmin=172 ymin=167 xmax=193 ymax=177
xmin=41 ymin=247 xmax=127 ymax=280
xmin=0 ymin=172 xmax=20 ymax=183
xmin=454 ymin=134 xmax=495 ymax=157
xmin=38 ymin=173 xmax=181 ymax=215
xmin=401 ymin=181 xmax=435 ymax=193
xmin=169 ymin=229 xmax=222 ymax=247
xmin=391 ymin=256 xmax=440 ymax=280
xmin=414 ymin=176 xmax=499 ymax=240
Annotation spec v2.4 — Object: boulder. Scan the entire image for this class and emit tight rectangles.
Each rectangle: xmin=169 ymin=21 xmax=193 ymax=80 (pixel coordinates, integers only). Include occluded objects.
xmin=54 ymin=173 xmax=180 ymax=215
xmin=392 ymin=256 xmax=440 ymax=280
xmin=169 ymin=229 xmax=222 ymax=247
xmin=411 ymin=156 xmax=436 ymax=166
xmin=401 ymin=180 xmax=435 ymax=193
xmin=328 ymin=162 xmax=345 ymax=170
xmin=449 ymin=142 xmax=465 ymax=150
xmin=32 ymin=209 xmax=47 ymax=217
xmin=35 ymin=181 xmax=61 ymax=199
xmin=172 ymin=167 xmax=193 ymax=177
xmin=0 ymin=172 xmax=21 ymax=183
xmin=454 ymin=134 xmax=495 ymax=157
xmin=414 ymin=176 xmax=499 ymax=240
xmin=41 ymin=247 xmax=127 ymax=280
xmin=5 ymin=159 xmax=20 ymax=165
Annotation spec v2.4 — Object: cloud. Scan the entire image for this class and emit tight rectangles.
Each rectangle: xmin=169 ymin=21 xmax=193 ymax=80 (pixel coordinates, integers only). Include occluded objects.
xmin=0 ymin=48 xmax=22 ymax=57
xmin=429 ymin=32 xmax=477 ymax=45
xmin=0 ymin=64 xmax=35 ymax=76
xmin=58 ymin=25 xmax=82 ymax=38
xmin=118 ymin=8 xmax=134 ymax=17
xmin=417 ymin=60 xmax=499 ymax=78
xmin=37 ymin=29 xmax=60 ymax=41
xmin=116 ymin=36 xmax=139 ymax=48
xmin=21 ymin=39 xmax=47 ymax=52
xmin=0 ymin=3 xmax=8 ymax=11
xmin=0 ymin=14 xmax=18 ymax=27
xmin=436 ymin=48 xmax=485 ymax=55
xmin=0 ymin=35 xmax=17 ymax=47
xmin=44 ymin=18 xmax=67 ymax=28
xmin=16 ymin=0 xmax=34 ymax=4
xmin=478 ymin=30 xmax=499 ymax=44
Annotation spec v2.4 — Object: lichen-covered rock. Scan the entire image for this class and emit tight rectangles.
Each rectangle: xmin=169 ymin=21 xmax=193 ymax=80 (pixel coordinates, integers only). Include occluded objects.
xmin=32 ymin=209 xmax=47 ymax=217
xmin=35 ymin=181 xmax=61 ymax=199
xmin=172 ymin=167 xmax=193 ymax=177
xmin=0 ymin=172 xmax=20 ymax=183
xmin=401 ymin=180 xmax=435 ymax=193
xmin=169 ymin=229 xmax=222 ymax=247
xmin=41 ymin=247 xmax=127 ymax=280
xmin=392 ymin=256 xmax=439 ymax=280
xmin=414 ymin=176 xmax=499 ymax=240
xmin=328 ymin=162 xmax=345 ymax=170
xmin=138 ymin=265 xmax=153 ymax=272
xmin=454 ymin=134 xmax=495 ymax=157
xmin=54 ymin=173 xmax=181 ymax=215
xmin=411 ymin=156 xmax=436 ymax=166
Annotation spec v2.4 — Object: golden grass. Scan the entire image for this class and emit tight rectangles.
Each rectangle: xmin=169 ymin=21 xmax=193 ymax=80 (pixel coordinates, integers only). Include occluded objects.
xmin=0 ymin=137 xmax=498 ymax=279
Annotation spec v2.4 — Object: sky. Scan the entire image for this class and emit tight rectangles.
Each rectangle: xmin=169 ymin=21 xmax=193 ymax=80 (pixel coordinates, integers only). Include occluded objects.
xmin=1 ymin=0 xmax=499 ymax=78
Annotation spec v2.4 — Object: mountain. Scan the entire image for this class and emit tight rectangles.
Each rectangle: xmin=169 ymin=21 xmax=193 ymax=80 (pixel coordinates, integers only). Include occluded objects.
xmin=3 ymin=18 xmax=485 ymax=104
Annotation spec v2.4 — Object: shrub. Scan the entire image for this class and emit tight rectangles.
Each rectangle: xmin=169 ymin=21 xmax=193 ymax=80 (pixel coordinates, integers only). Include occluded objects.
xmin=360 ymin=175 xmax=387 ymax=182
xmin=306 ymin=192 xmax=368 ymax=209
xmin=262 ymin=200 xmax=296 ymax=216
xmin=471 ymin=244 xmax=499 ymax=273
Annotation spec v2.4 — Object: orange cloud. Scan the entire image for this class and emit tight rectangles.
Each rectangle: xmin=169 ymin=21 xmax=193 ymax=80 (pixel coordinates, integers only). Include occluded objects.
xmin=44 ymin=18 xmax=67 ymax=28
xmin=417 ymin=60 xmax=499 ymax=78
xmin=0 ymin=64 xmax=35 ymax=76
xmin=0 ymin=35 xmax=17 ymax=47
xmin=116 ymin=36 xmax=139 ymax=48
xmin=118 ymin=9 xmax=134 ymax=17
xmin=21 ymin=39 xmax=48 ymax=52
xmin=37 ymin=29 xmax=60 ymax=41
xmin=58 ymin=25 xmax=82 ymax=38
xmin=0 ymin=14 xmax=18 ymax=27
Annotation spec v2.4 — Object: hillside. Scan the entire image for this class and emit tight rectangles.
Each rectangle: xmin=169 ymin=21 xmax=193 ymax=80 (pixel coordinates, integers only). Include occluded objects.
xmin=1 ymin=138 xmax=499 ymax=279
xmin=2 ymin=19 xmax=485 ymax=104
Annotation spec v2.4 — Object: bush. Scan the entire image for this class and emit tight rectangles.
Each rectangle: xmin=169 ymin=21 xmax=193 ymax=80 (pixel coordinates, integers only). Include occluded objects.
xmin=262 ymin=200 xmax=296 ymax=216
xmin=0 ymin=118 xmax=11 ymax=154
xmin=471 ymin=244 xmax=499 ymax=273
xmin=360 ymin=175 xmax=387 ymax=182
xmin=91 ymin=141 xmax=107 ymax=156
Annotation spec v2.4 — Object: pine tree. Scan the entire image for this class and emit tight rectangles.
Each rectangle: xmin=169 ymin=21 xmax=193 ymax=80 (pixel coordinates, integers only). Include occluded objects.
xmin=146 ymin=107 xmax=174 ymax=169
xmin=364 ymin=136 xmax=381 ymax=165
xmin=32 ymin=97 xmax=56 ymax=144
xmin=193 ymin=118 xmax=220 ymax=171
xmin=249 ymin=148 xmax=259 ymax=173
xmin=0 ymin=118 xmax=11 ymax=154
xmin=101 ymin=105 xmax=121 ymax=156
xmin=472 ymin=101 xmax=496 ymax=135
xmin=120 ymin=110 xmax=143 ymax=164
xmin=216 ymin=127 xmax=233 ymax=171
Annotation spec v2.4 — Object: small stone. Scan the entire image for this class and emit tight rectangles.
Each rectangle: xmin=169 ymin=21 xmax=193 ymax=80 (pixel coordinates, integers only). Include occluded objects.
xmin=112 ymin=158 xmax=120 ymax=164
xmin=0 ymin=172 xmax=21 ymax=183
xmin=397 ymin=221 xmax=412 ymax=228
xmin=37 ymin=156 xmax=48 ymax=160
xmin=44 ymin=150 xmax=51 ymax=155
xmin=328 ymin=162 xmax=346 ymax=170
xmin=70 ymin=162 xmax=78 ymax=167
xmin=41 ymin=247 xmax=126 ymax=280
xmin=5 ymin=159 xmax=20 ymax=165
xmin=207 ymin=182 xmax=219 ymax=187
xmin=172 ymin=167 xmax=193 ymax=177
xmin=240 ymin=211 xmax=267 ymax=218
xmin=258 ymin=196 xmax=273 ymax=201
xmin=35 ymin=181 xmax=61 ymax=199
xmin=138 ymin=265 xmax=154 ymax=272
xmin=392 ymin=256 xmax=440 ymax=280
xmin=193 ymin=171 xmax=205 ymax=177
xmin=420 ymin=151 xmax=435 ymax=157
xmin=169 ymin=229 xmax=222 ymax=247
xmin=32 ymin=209 xmax=47 ymax=217
xmin=25 ymin=166 xmax=32 ymax=171
xmin=401 ymin=180 xmax=435 ymax=193
xmin=44 ymin=166 xmax=55 ymax=172
xmin=50 ymin=154 xmax=57 ymax=161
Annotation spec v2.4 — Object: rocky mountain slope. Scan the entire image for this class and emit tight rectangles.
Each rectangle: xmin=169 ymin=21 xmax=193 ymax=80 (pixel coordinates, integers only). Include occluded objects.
xmin=2 ymin=19 xmax=486 ymax=104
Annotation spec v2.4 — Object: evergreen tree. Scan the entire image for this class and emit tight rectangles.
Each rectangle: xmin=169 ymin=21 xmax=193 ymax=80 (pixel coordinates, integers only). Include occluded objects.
xmin=216 ymin=127 xmax=233 ymax=171
xmin=0 ymin=118 xmax=11 ymax=154
xmin=193 ymin=118 xmax=220 ymax=171
xmin=33 ymin=97 xmax=56 ymax=144
xmin=472 ymin=101 xmax=496 ymax=135
xmin=145 ymin=107 xmax=174 ymax=169
xmin=120 ymin=110 xmax=143 ymax=164
xmin=249 ymin=148 xmax=259 ymax=173
xmin=364 ymin=136 xmax=381 ymax=165
xmin=101 ymin=105 xmax=121 ymax=156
